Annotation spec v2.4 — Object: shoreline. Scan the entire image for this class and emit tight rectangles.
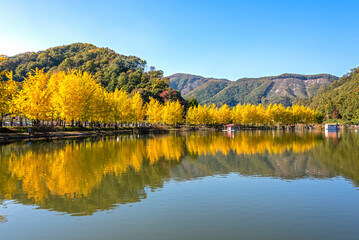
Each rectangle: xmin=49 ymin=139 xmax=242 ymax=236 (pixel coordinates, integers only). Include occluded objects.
xmin=0 ymin=127 xmax=172 ymax=144
xmin=0 ymin=130 xmax=129 ymax=144
xmin=1 ymin=124 xmax=357 ymax=144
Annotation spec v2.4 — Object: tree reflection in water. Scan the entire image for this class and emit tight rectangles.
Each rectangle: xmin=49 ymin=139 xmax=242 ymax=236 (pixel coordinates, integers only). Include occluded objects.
xmin=0 ymin=131 xmax=357 ymax=216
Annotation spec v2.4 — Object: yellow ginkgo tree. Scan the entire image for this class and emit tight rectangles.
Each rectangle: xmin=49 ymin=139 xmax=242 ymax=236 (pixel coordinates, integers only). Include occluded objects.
xmin=162 ymin=100 xmax=183 ymax=126
xmin=131 ymin=91 xmax=146 ymax=126
xmin=15 ymin=68 xmax=52 ymax=124
xmin=146 ymin=97 xmax=163 ymax=125
xmin=0 ymin=71 xmax=20 ymax=126
xmin=51 ymin=70 xmax=101 ymax=126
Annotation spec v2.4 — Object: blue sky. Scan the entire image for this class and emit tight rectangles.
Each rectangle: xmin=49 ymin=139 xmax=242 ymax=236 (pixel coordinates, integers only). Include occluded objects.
xmin=0 ymin=0 xmax=358 ymax=80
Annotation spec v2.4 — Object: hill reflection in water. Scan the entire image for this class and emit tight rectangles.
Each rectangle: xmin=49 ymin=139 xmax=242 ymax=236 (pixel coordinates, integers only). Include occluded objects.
xmin=0 ymin=131 xmax=358 ymax=216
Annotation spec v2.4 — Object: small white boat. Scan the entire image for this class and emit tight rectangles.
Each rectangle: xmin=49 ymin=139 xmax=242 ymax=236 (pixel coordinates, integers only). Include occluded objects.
xmin=223 ymin=124 xmax=237 ymax=132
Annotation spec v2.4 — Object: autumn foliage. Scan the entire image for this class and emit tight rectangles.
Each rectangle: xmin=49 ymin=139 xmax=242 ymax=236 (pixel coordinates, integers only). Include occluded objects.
xmin=186 ymin=103 xmax=316 ymax=126
xmin=0 ymin=67 xmax=317 ymax=127
xmin=0 ymin=68 xmax=184 ymax=127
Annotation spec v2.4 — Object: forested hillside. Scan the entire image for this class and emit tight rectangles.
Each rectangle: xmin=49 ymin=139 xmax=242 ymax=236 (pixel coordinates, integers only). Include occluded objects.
xmin=169 ymin=73 xmax=230 ymax=95
xmin=183 ymin=79 xmax=231 ymax=103
xmin=0 ymin=43 xmax=183 ymax=103
xmin=310 ymin=67 xmax=359 ymax=123
xmin=170 ymin=73 xmax=337 ymax=107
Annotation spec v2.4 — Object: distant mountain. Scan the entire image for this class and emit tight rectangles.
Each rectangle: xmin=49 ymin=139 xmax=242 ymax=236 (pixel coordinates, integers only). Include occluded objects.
xmin=169 ymin=73 xmax=230 ymax=95
xmin=310 ymin=67 xmax=359 ymax=122
xmin=169 ymin=73 xmax=338 ymax=107
xmin=184 ymin=79 xmax=231 ymax=103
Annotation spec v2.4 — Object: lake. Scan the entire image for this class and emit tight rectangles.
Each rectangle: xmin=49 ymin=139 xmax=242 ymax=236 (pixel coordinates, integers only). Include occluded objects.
xmin=0 ymin=130 xmax=358 ymax=240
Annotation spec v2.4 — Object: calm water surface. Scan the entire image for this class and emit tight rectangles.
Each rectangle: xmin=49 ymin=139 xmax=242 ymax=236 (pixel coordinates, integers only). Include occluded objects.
xmin=0 ymin=131 xmax=358 ymax=240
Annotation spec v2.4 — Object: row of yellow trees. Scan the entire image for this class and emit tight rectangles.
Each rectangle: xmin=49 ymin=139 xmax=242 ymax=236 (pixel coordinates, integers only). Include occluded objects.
xmin=0 ymin=68 xmax=184 ymax=126
xmin=0 ymin=64 xmax=317 ymax=127
xmin=187 ymin=103 xmax=316 ymax=125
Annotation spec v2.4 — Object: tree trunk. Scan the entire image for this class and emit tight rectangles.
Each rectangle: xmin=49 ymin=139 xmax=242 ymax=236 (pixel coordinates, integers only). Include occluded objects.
xmin=19 ymin=116 xmax=23 ymax=126
xmin=0 ymin=114 xmax=3 ymax=127
xmin=10 ymin=116 xmax=13 ymax=126
xmin=71 ymin=120 xmax=74 ymax=127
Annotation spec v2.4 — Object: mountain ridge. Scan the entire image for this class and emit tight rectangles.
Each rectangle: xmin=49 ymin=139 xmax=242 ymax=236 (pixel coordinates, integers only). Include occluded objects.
xmin=169 ymin=72 xmax=338 ymax=106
